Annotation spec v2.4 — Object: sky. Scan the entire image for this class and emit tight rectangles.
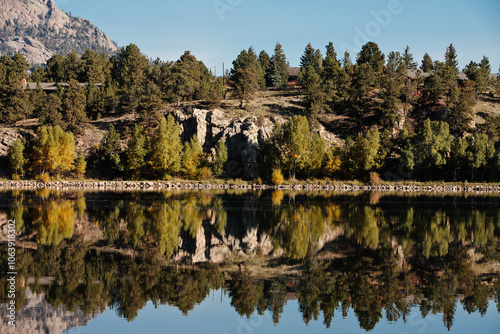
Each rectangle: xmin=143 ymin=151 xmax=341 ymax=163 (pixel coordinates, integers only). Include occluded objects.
xmin=56 ymin=0 xmax=500 ymax=74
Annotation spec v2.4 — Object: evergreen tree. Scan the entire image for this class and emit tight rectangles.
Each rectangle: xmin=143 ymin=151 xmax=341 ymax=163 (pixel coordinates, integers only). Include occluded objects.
xmin=80 ymin=48 xmax=106 ymax=83
xmin=299 ymin=43 xmax=327 ymax=114
xmin=126 ymin=125 xmax=147 ymax=180
xmin=420 ymin=53 xmax=434 ymax=73
xmin=446 ymin=80 xmax=475 ymax=135
xmin=402 ymin=45 xmax=417 ymax=70
xmin=149 ymin=115 xmax=182 ymax=179
xmin=300 ymin=43 xmax=322 ymax=71
xmin=444 ymin=44 xmax=459 ymax=75
xmin=213 ymin=140 xmax=228 ymax=177
xmin=7 ymin=138 xmax=25 ymax=179
xmin=113 ymin=43 xmax=149 ymax=112
xmin=379 ymin=51 xmax=404 ymax=128
xmin=46 ymin=54 xmax=67 ymax=82
xmin=350 ymin=63 xmax=375 ymax=125
xmin=137 ymin=80 xmax=162 ymax=130
xmin=0 ymin=54 xmax=32 ymax=123
xmin=37 ymin=93 xmax=64 ymax=128
xmin=356 ymin=42 xmax=385 ymax=73
xmin=229 ymin=47 xmax=261 ymax=108
xmin=421 ymin=72 xmax=444 ymax=105
xmin=97 ymin=124 xmax=123 ymax=178
xmin=168 ymin=51 xmax=206 ymax=104
xmin=299 ymin=65 xmax=327 ymax=114
xmin=64 ymin=51 xmax=82 ymax=81
xmin=61 ymin=79 xmax=88 ymax=135
xmin=181 ymin=135 xmax=202 ymax=179
xmin=323 ymin=42 xmax=341 ymax=107
xmin=258 ymin=50 xmax=271 ymax=87
xmin=269 ymin=42 xmax=289 ymax=89
xmin=206 ymin=77 xmax=224 ymax=108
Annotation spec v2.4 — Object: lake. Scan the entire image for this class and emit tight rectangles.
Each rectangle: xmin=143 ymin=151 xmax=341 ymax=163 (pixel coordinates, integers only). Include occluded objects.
xmin=0 ymin=189 xmax=499 ymax=333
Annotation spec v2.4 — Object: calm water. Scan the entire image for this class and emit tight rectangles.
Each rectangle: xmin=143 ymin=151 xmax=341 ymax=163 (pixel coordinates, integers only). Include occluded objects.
xmin=0 ymin=189 xmax=499 ymax=333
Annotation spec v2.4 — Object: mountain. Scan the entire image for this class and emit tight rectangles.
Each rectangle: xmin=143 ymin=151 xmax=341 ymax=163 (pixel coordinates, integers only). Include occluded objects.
xmin=0 ymin=0 xmax=118 ymax=65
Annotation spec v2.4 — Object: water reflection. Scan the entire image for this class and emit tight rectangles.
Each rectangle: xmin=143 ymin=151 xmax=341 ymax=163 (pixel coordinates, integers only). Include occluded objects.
xmin=0 ymin=189 xmax=499 ymax=332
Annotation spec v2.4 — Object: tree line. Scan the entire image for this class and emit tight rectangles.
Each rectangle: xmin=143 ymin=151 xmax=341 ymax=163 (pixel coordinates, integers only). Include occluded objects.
xmin=2 ymin=41 xmax=500 ymax=182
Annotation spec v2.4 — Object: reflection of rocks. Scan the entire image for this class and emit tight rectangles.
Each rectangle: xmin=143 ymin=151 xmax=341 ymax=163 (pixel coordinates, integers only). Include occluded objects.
xmin=0 ymin=287 xmax=99 ymax=334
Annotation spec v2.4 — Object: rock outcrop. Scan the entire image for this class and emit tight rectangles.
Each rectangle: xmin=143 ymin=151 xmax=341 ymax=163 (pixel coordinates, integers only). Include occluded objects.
xmin=174 ymin=108 xmax=285 ymax=179
xmin=0 ymin=0 xmax=118 ymax=65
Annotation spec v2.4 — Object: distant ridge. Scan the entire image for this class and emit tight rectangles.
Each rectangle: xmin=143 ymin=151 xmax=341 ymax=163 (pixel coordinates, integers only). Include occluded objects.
xmin=0 ymin=0 xmax=118 ymax=65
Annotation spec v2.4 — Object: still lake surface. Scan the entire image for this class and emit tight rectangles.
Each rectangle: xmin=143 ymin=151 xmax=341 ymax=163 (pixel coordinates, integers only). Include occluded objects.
xmin=0 ymin=189 xmax=499 ymax=333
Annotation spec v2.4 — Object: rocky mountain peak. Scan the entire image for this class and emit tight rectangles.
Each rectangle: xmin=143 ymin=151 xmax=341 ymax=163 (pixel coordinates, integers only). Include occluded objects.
xmin=0 ymin=0 xmax=118 ymax=65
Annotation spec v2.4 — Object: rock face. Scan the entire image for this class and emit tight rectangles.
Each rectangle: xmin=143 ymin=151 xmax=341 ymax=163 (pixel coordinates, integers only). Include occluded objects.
xmin=174 ymin=108 xmax=284 ymax=180
xmin=0 ymin=0 xmax=118 ymax=65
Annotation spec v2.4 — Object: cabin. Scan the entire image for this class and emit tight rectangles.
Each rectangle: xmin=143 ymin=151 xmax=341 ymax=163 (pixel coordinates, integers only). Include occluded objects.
xmin=287 ymin=67 xmax=300 ymax=86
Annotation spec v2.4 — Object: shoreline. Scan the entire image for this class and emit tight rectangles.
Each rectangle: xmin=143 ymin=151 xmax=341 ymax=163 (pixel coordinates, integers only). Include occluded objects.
xmin=1 ymin=179 xmax=500 ymax=193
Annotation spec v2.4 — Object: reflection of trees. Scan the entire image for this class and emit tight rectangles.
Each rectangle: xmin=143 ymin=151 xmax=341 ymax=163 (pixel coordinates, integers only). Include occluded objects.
xmin=2 ymin=190 xmax=500 ymax=330
xmin=228 ymin=270 xmax=264 ymax=318
xmin=32 ymin=200 xmax=76 ymax=245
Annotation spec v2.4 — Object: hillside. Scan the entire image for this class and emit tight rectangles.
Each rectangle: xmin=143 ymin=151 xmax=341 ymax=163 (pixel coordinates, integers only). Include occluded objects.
xmin=0 ymin=0 xmax=118 ymax=65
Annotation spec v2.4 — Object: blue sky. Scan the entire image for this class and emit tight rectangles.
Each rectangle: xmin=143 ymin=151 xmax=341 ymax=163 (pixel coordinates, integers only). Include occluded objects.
xmin=57 ymin=0 xmax=500 ymax=73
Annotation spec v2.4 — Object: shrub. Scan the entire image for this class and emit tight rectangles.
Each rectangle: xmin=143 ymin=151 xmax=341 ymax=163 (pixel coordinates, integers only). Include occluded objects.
xmin=38 ymin=173 xmax=50 ymax=183
xmin=369 ymin=172 xmax=382 ymax=185
xmin=271 ymin=169 xmax=284 ymax=185
xmin=198 ymin=167 xmax=213 ymax=180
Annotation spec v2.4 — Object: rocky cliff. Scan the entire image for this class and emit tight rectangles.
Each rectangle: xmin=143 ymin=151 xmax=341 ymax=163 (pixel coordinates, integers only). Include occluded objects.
xmin=173 ymin=108 xmax=338 ymax=180
xmin=0 ymin=0 xmax=118 ymax=65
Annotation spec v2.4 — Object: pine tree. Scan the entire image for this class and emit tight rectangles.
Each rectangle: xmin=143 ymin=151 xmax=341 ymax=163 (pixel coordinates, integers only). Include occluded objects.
xmin=350 ymin=63 xmax=375 ymax=125
xmin=80 ymin=48 xmax=106 ymax=83
xmin=356 ymin=42 xmax=385 ymax=73
xmin=8 ymin=138 xmax=25 ymax=179
xmin=150 ymin=115 xmax=182 ymax=179
xmin=213 ymin=140 xmax=228 ymax=177
xmin=61 ymin=79 xmax=88 ymax=135
xmin=258 ymin=50 xmax=271 ymax=87
xmin=379 ymin=51 xmax=404 ymax=128
xmin=126 ymin=125 xmax=147 ymax=180
xmin=323 ymin=42 xmax=341 ymax=107
xmin=37 ymin=93 xmax=64 ymax=128
xmin=113 ymin=43 xmax=149 ymax=112
xmin=300 ymin=43 xmax=322 ymax=71
xmin=299 ymin=44 xmax=328 ymax=114
xmin=137 ymin=80 xmax=162 ymax=130
xmin=168 ymin=51 xmax=204 ymax=104
xmin=97 ymin=124 xmax=123 ymax=178
xmin=229 ymin=47 xmax=261 ymax=108
xmin=0 ymin=54 xmax=32 ymax=123
xmin=402 ymin=45 xmax=417 ymax=69
xmin=269 ymin=42 xmax=289 ymax=89
xmin=420 ymin=53 xmax=433 ymax=73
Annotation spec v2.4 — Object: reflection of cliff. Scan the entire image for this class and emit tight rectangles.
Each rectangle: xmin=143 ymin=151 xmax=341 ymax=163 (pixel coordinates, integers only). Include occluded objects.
xmin=0 ymin=286 xmax=99 ymax=334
